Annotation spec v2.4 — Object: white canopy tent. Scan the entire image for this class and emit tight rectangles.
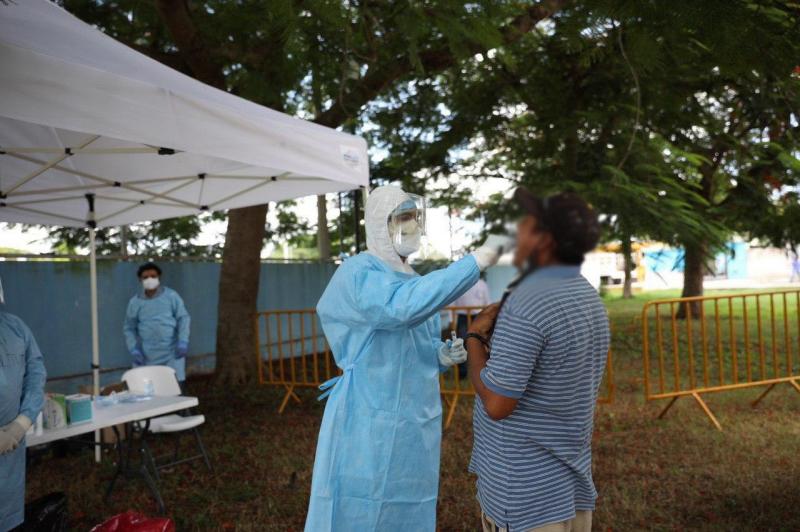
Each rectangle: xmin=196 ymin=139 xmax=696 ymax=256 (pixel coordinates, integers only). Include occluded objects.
xmin=0 ymin=0 xmax=369 ymax=454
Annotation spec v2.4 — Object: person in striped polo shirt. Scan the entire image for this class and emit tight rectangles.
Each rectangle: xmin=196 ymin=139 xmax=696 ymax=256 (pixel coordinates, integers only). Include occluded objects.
xmin=465 ymin=188 xmax=609 ymax=532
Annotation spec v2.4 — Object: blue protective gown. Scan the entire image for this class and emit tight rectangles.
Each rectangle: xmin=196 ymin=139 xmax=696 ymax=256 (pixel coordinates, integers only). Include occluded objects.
xmin=305 ymin=253 xmax=479 ymax=532
xmin=123 ymin=286 xmax=190 ymax=381
xmin=0 ymin=312 xmax=46 ymax=532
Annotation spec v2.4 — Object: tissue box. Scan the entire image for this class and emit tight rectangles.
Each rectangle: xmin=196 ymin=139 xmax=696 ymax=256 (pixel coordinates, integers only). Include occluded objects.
xmin=43 ymin=393 xmax=68 ymax=430
xmin=66 ymin=394 xmax=93 ymax=425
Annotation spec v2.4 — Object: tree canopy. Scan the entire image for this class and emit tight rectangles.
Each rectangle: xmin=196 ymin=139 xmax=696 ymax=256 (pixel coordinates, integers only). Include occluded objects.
xmin=366 ymin=0 xmax=800 ymax=301
xmin=39 ymin=0 xmax=800 ymax=379
xmin=56 ymin=0 xmax=565 ymax=382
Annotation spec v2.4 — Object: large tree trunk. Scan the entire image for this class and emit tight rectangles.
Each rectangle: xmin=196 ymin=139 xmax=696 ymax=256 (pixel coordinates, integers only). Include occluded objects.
xmin=215 ymin=204 xmax=269 ymax=384
xmin=677 ymin=154 xmax=715 ymax=319
xmin=621 ymin=234 xmax=634 ymax=299
xmin=317 ymin=194 xmax=331 ymax=260
xmin=677 ymin=240 xmax=706 ymax=319
xmin=153 ymin=0 xmax=268 ymax=384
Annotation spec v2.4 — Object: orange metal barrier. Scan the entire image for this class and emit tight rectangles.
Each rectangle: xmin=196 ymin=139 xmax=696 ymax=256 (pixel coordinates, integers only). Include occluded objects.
xmin=255 ymin=306 xmax=615 ymax=425
xmin=642 ymin=289 xmax=800 ymax=430
xmin=254 ymin=309 xmax=338 ymax=413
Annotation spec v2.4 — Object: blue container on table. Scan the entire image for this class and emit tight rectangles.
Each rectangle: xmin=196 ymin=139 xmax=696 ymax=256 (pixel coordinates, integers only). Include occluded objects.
xmin=66 ymin=394 xmax=93 ymax=425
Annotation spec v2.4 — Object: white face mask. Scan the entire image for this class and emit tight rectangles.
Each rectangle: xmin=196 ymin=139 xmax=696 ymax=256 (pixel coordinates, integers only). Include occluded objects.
xmin=391 ymin=220 xmax=422 ymax=257
xmin=142 ymin=277 xmax=160 ymax=291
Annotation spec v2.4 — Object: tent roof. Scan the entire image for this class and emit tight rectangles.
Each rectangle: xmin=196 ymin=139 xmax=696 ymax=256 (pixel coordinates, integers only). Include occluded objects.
xmin=0 ymin=0 xmax=368 ymax=228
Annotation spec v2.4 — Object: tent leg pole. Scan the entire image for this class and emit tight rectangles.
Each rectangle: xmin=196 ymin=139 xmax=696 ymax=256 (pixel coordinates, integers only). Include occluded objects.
xmin=90 ymin=226 xmax=101 ymax=463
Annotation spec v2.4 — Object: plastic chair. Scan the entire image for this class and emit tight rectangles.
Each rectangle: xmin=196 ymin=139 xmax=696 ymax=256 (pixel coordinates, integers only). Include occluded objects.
xmin=122 ymin=366 xmax=213 ymax=478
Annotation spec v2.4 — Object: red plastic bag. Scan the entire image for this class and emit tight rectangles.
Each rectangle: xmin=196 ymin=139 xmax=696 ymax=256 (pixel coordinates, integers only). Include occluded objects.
xmin=90 ymin=511 xmax=175 ymax=532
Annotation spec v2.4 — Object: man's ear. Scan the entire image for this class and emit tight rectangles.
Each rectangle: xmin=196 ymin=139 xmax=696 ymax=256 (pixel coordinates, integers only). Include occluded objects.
xmin=540 ymin=232 xmax=557 ymax=256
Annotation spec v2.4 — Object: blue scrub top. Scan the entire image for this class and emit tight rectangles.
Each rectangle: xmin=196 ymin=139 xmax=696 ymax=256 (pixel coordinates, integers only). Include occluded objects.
xmin=123 ymin=286 xmax=190 ymax=381
xmin=0 ymin=311 xmax=46 ymax=531
xmin=305 ymin=253 xmax=479 ymax=531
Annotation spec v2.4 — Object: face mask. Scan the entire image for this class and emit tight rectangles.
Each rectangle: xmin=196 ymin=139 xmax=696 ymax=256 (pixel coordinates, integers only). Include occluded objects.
xmin=142 ymin=277 xmax=160 ymax=291
xmin=391 ymin=220 xmax=422 ymax=257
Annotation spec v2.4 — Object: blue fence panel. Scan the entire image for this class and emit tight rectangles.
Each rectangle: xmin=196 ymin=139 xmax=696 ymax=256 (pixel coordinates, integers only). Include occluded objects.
xmin=0 ymin=260 xmax=337 ymax=392
xmin=1 ymin=258 xmax=513 ymax=393
xmin=726 ymin=242 xmax=749 ymax=279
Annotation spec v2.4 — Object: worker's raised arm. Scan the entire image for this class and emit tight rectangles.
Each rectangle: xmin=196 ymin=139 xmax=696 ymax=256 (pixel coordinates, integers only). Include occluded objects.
xmin=346 ymin=255 xmax=479 ymax=330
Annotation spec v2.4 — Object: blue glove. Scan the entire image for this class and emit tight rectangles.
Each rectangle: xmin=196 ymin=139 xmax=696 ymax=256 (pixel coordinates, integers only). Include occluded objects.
xmin=176 ymin=341 xmax=189 ymax=359
xmin=131 ymin=349 xmax=145 ymax=366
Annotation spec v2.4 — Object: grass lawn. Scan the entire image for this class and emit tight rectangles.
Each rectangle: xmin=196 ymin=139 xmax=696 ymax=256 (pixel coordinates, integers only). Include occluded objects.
xmin=26 ymin=289 xmax=800 ymax=531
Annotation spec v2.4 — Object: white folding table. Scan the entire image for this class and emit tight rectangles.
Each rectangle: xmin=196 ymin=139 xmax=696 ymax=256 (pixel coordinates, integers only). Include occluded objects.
xmin=27 ymin=396 xmax=199 ymax=513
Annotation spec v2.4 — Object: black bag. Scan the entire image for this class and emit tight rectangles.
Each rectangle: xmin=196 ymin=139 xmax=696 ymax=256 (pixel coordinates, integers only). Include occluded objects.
xmin=21 ymin=492 xmax=68 ymax=532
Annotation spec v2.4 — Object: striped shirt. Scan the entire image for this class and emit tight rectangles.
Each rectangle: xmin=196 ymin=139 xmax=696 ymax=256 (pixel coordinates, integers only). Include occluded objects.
xmin=469 ymin=265 xmax=609 ymax=531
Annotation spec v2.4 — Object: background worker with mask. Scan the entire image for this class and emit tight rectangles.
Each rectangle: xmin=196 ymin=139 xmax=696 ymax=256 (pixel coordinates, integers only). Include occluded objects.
xmin=304 ymin=185 xmax=510 ymax=532
xmin=124 ymin=262 xmax=191 ymax=385
xmin=0 ymin=277 xmax=47 ymax=531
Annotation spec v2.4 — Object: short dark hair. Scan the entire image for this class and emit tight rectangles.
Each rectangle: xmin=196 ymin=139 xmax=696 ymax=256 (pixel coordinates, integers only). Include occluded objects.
xmin=137 ymin=262 xmax=162 ymax=278
xmin=514 ymin=188 xmax=601 ymax=265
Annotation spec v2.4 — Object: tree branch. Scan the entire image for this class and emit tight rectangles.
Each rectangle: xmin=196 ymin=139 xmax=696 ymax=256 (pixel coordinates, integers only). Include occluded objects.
xmin=125 ymin=41 xmax=191 ymax=74
xmin=315 ymin=0 xmax=570 ymax=128
xmin=154 ymin=0 xmax=227 ymax=89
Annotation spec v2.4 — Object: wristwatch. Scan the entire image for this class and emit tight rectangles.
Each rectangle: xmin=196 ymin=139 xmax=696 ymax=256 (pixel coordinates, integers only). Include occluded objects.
xmin=464 ymin=332 xmax=490 ymax=349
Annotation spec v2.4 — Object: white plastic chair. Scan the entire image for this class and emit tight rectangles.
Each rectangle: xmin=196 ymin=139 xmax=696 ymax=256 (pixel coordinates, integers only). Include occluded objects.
xmin=122 ymin=366 xmax=213 ymax=477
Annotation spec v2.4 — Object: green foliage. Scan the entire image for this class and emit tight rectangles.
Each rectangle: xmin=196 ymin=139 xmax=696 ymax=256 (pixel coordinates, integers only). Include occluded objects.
xmin=44 ymin=214 xmax=223 ymax=257
xmin=47 ymin=1 xmax=800 ymax=265
xmin=265 ymin=201 xmax=310 ymax=245
xmin=47 ymin=0 xmax=535 ymax=256
xmin=367 ymin=0 xmax=800 ymax=265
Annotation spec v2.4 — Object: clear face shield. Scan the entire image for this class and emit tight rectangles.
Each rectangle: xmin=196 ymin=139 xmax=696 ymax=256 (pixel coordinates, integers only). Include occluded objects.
xmin=388 ymin=194 xmax=427 ymax=258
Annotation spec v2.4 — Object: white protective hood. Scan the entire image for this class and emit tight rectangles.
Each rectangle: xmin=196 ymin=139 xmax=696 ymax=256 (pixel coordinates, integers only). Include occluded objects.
xmin=365 ymin=186 xmax=416 ymax=274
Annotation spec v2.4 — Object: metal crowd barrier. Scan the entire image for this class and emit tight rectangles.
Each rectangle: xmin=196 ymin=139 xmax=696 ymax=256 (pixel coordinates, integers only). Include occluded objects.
xmin=642 ymin=289 xmax=800 ymax=430
xmin=254 ymin=306 xmax=615 ymax=425
xmin=253 ymin=309 xmax=332 ymax=413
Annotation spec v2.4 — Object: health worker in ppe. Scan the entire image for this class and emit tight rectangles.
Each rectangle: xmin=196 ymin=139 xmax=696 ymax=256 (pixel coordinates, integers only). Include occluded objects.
xmin=0 ymin=277 xmax=47 ymax=531
xmin=123 ymin=263 xmax=191 ymax=384
xmin=305 ymin=185 xmax=511 ymax=532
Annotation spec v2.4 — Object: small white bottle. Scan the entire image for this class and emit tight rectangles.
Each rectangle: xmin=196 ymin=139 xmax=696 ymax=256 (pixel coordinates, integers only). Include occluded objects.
xmin=143 ymin=378 xmax=155 ymax=397
xmin=35 ymin=411 xmax=44 ymax=436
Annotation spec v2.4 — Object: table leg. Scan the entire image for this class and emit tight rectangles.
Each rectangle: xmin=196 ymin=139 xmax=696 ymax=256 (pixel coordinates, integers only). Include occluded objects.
xmin=140 ymin=427 xmax=160 ymax=482
xmin=139 ymin=457 xmax=166 ymax=514
xmin=103 ymin=424 xmax=126 ymax=501
xmin=105 ymin=420 xmax=168 ymax=514
xmin=137 ymin=419 xmax=167 ymax=514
